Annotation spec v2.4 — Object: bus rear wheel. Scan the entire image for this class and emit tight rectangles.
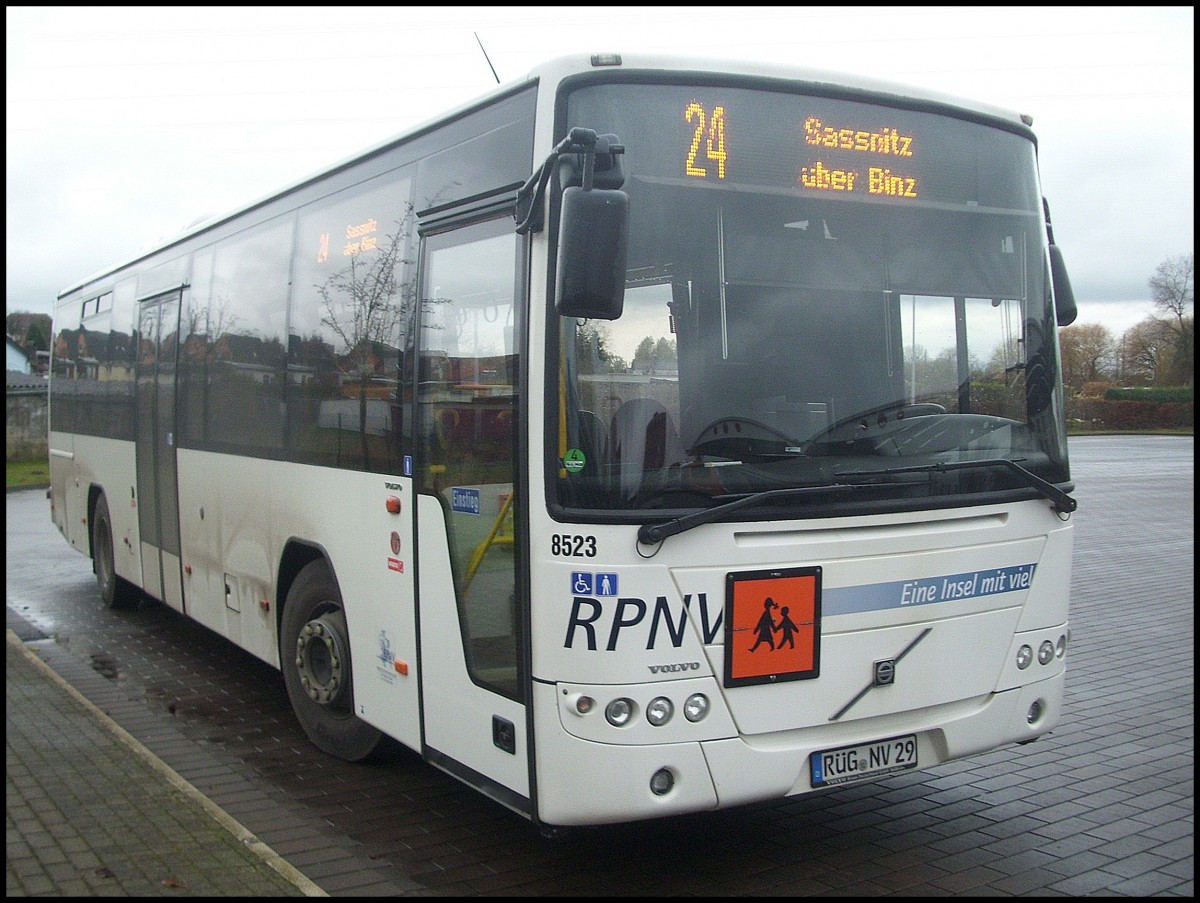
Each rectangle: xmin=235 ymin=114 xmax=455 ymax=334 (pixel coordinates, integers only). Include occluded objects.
xmin=280 ymin=560 xmax=384 ymax=761
xmin=92 ymin=493 xmax=137 ymax=609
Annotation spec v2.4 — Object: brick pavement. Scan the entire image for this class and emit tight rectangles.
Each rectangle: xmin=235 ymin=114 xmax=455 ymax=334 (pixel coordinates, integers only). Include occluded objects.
xmin=5 ymin=629 xmax=320 ymax=897
xmin=4 ymin=436 xmax=1194 ymax=896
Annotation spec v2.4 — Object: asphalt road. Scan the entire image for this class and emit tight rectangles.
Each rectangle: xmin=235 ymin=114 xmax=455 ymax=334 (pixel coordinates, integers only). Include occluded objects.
xmin=6 ymin=435 xmax=1194 ymax=896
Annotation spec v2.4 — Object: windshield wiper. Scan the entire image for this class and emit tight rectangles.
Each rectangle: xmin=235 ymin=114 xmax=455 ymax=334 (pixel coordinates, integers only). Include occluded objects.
xmin=835 ymin=458 xmax=1077 ymax=515
xmin=637 ymin=483 xmax=873 ymax=545
xmin=636 ymin=457 xmax=1076 ymax=546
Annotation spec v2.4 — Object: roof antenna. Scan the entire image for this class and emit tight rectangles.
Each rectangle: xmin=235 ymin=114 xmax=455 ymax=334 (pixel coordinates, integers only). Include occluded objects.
xmin=474 ymin=32 xmax=500 ymax=85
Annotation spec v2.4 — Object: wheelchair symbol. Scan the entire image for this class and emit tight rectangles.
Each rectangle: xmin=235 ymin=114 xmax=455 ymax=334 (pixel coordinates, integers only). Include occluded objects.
xmin=571 ymin=572 xmax=617 ymax=596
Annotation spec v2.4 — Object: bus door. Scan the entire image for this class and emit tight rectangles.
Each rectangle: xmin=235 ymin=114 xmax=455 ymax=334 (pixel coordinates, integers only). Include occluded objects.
xmin=414 ymin=215 xmax=530 ymax=811
xmin=135 ymin=290 xmax=185 ymax=613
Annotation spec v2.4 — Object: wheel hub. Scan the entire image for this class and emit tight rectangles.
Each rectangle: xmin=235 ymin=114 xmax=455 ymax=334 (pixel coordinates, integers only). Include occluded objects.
xmin=294 ymin=613 xmax=349 ymax=706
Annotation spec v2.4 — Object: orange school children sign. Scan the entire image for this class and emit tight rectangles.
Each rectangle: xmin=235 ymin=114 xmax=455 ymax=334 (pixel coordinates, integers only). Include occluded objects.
xmin=724 ymin=567 xmax=822 ymax=687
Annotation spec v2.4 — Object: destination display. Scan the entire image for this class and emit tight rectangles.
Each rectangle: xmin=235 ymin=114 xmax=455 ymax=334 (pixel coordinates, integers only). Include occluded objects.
xmin=565 ymin=82 xmax=1041 ymax=213
xmin=686 ymin=103 xmax=919 ymax=199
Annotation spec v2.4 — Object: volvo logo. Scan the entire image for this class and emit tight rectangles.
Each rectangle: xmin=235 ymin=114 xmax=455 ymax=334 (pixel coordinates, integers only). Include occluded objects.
xmin=831 ymin=628 xmax=930 ymax=722
xmin=648 ymin=661 xmax=702 ymax=674
xmin=873 ymin=659 xmax=896 ymax=687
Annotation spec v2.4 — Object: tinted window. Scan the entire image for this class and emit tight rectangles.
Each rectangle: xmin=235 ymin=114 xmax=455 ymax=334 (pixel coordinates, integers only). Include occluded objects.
xmin=180 ymin=219 xmax=293 ymax=455
xmin=287 ymin=173 xmax=415 ymax=472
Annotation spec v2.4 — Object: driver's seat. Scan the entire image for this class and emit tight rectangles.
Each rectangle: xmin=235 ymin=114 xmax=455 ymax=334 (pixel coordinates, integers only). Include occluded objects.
xmin=608 ymin=398 xmax=686 ymax=498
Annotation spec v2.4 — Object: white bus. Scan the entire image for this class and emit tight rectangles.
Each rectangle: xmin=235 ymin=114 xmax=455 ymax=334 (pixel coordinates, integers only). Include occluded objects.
xmin=49 ymin=53 xmax=1078 ymax=829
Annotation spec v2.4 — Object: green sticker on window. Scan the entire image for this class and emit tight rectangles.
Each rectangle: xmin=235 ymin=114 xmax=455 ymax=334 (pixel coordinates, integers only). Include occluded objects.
xmin=563 ymin=448 xmax=586 ymax=473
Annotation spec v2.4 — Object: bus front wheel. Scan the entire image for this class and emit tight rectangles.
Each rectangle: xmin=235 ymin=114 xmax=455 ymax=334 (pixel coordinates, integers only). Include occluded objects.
xmin=92 ymin=493 xmax=137 ymax=609
xmin=280 ymin=560 xmax=384 ymax=761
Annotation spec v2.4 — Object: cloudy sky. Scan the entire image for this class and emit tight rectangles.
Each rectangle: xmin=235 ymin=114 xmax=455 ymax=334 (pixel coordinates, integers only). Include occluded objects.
xmin=6 ymin=6 xmax=1194 ymax=337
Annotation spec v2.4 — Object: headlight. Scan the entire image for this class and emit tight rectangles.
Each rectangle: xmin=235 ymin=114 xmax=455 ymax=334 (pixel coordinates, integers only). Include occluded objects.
xmin=1038 ymin=640 xmax=1055 ymax=665
xmin=646 ymin=697 xmax=673 ymax=726
xmin=605 ymin=697 xmax=634 ymax=727
xmin=1016 ymin=644 xmax=1033 ymax=669
xmin=683 ymin=693 xmax=710 ymax=722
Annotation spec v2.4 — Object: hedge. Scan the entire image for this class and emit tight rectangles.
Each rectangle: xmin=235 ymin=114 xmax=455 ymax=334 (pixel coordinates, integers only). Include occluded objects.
xmin=1066 ymin=398 xmax=1194 ymax=430
xmin=1104 ymin=386 xmax=1194 ymax=403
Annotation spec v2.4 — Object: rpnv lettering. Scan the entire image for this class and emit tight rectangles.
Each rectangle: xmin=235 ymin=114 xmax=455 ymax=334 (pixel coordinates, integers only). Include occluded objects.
xmin=563 ymin=593 xmax=722 ymax=650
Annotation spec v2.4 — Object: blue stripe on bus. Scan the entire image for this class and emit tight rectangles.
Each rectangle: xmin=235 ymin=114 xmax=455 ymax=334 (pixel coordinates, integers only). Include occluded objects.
xmin=824 ymin=564 xmax=1037 ymax=615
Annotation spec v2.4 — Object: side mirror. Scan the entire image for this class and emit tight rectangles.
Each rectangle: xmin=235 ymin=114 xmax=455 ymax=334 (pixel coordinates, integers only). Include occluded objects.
xmin=1048 ymin=244 xmax=1077 ymax=326
xmin=555 ymin=184 xmax=629 ymax=320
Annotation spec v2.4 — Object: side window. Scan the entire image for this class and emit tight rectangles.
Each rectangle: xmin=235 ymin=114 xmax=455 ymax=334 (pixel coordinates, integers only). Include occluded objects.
xmin=181 ymin=219 xmax=293 ymax=455
xmin=57 ymin=290 xmax=126 ymax=440
xmin=107 ymin=280 xmax=137 ymax=441
xmin=50 ymin=301 xmax=84 ymax=434
xmin=418 ymin=217 xmax=521 ymax=699
xmin=73 ymin=307 xmax=110 ymax=435
xmin=899 ymin=294 xmax=1026 ymax=417
xmin=287 ymin=173 xmax=414 ymax=472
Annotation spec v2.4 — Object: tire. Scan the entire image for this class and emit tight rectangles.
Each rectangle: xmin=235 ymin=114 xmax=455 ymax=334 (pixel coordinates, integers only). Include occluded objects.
xmin=280 ymin=560 xmax=384 ymax=761
xmin=92 ymin=493 xmax=137 ymax=609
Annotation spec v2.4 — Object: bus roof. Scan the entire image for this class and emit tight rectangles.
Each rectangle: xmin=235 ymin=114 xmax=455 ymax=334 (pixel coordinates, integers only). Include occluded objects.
xmin=530 ymin=53 xmax=1030 ymax=126
xmin=58 ymin=53 xmax=1031 ymax=301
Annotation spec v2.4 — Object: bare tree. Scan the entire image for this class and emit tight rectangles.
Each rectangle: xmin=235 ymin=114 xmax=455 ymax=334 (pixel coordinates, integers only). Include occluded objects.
xmin=1148 ymin=252 xmax=1194 ymax=383
xmin=316 ymin=210 xmax=414 ymax=469
xmin=1150 ymin=252 xmax=1194 ymax=324
xmin=1058 ymin=322 xmax=1117 ymax=393
xmin=1121 ymin=316 xmax=1175 ymax=385
xmin=981 ymin=333 xmax=1022 ymax=380
xmin=180 ymin=296 xmax=238 ymax=442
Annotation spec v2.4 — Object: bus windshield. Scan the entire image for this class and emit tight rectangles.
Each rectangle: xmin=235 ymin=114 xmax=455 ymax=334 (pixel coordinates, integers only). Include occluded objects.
xmin=554 ymin=80 xmax=1069 ymax=515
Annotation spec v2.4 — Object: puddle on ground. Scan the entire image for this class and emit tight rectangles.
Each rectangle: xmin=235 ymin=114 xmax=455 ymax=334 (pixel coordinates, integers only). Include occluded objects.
xmin=89 ymin=652 xmax=120 ymax=680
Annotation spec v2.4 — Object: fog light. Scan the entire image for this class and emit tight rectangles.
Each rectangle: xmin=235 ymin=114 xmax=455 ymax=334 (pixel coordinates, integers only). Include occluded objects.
xmin=1038 ymin=640 xmax=1055 ymax=665
xmin=649 ymin=768 xmax=674 ymax=796
xmin=1027 ymin=699 xmax=1044 ymax=724
xmin=683 ymin=693 xmax=710 ymax=722
xmin=1016 ymin=645 xmax=1033 ymax=669
xmin=1056 ymin=634 xmax=1067 ymax=658
xmin=646 ymin=697 xmax=674 ymax=726
xmin=605 ymin=698 xmax=634 ymax=727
